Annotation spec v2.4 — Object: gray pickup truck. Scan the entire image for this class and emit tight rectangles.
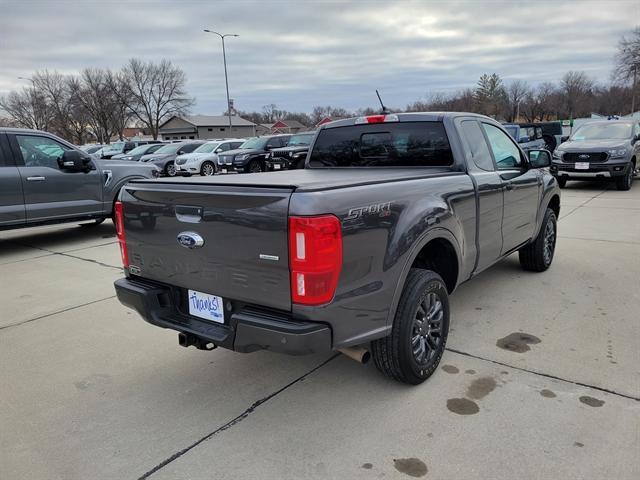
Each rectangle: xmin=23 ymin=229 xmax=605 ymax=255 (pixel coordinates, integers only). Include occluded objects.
xmin=0 ymin=128 xmax=159 ymax=230
xmin=551 ymin=119 xmax=639 ymax=190
xmin=114 ymin=112 xmax=560 ymax=384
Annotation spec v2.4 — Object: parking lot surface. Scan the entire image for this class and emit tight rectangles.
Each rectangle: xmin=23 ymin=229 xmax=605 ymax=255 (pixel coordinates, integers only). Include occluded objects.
xmin=1 ymin=182 xmax=638 ymax=480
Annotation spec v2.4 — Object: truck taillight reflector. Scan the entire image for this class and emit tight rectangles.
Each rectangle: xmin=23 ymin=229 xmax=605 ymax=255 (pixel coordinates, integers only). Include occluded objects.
xmin=114 ymin=201 xmax=129 ymax=267
xmin=289 ymin=215 xmax=342 ymax=305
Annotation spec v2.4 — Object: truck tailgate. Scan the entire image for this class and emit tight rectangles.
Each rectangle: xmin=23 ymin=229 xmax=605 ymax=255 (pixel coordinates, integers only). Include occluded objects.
xmin=121 ymin=182 xmax=293 ymax=311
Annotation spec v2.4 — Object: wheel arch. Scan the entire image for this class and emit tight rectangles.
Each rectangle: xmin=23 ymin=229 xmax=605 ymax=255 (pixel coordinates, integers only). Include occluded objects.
xmin=387 ymin=228 xmax=461 ymax=327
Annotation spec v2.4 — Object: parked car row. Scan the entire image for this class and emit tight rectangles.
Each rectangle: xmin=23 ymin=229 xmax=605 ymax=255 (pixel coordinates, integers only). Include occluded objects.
xmin=78 ymin=133 xmax=317 ymax=177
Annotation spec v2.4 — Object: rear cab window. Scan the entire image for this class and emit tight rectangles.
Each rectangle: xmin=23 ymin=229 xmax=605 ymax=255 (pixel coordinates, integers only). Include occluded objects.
xmin=308 ymin=122 xmax=454 ymax=168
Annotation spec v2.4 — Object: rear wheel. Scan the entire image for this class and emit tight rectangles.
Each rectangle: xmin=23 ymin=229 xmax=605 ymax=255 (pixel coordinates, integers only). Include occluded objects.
xmin=247 ymin=160 xmax=263 ymax=173
xmin=519 ymin=208 xmax=557 ymax=272
xmin=371 ymin=269 xmax=449 ymax=384
xmin=615 ymin=164 xmax=633 ymax=191
xmin=200 ymin=161 xmax=216 ymax=176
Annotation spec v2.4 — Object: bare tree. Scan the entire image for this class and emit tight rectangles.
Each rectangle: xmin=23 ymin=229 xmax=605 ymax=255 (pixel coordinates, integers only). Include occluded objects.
xmin=560 ymin=71 xmax=594 ymax=119
xmin=116 ymin=59 xmax=194 ymax=139
xmin=0 ymin=87 xmax=53 ymax=130
xmin=310 ymin=106 xmax=351 ymax=125
xmin=505 ymin=80 xmax=531 ymax=122
xmin=32 ymin=70 xmax=89 ymax=143
xmin=71 ymin=68 xmax=130 ymax=144
xmin=613 ymin=27 xmax=640 ymax=113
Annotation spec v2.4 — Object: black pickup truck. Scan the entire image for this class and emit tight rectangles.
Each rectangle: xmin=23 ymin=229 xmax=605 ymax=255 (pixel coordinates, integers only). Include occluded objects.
xmin=114 ymin=112 xmax=560 ymax=384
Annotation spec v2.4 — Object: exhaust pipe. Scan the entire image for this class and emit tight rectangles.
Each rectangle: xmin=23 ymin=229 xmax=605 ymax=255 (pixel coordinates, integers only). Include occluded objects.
xmin=338 ymin=346 xmax=371 ymax=364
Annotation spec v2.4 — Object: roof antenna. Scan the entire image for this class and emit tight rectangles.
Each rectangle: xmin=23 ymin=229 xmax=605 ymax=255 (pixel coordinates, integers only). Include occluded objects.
xmin=376 ymin=89 xmax=390 ymax=115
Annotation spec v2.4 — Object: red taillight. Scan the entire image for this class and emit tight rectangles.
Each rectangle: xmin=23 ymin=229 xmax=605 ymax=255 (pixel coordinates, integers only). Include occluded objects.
xmin=114 ymin=201 xmax=129 ymax=268
xmin=289 ymin=215 xmax=342 ymax=306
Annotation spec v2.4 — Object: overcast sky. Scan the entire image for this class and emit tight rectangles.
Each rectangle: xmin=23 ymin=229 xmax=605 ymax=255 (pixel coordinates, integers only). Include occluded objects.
xmin=1 ymin=0 xmax=638 ymax=114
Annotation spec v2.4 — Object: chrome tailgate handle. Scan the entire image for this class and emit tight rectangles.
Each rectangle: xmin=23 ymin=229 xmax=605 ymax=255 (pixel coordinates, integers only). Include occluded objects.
xmin=175 ymin=205 xmax=203 ymax=223
xmin=26 ymin=176 xmax=46 ymax=182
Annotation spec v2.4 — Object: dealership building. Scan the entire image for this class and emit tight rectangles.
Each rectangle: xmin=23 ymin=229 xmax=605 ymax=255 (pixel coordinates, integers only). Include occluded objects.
xmin=158 ymin=115 xmax=257 ymax=140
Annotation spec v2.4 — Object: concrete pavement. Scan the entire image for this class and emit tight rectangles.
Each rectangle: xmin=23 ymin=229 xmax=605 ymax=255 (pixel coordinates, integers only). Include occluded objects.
xmin=1 ymin=181 xmax=638 ymax=480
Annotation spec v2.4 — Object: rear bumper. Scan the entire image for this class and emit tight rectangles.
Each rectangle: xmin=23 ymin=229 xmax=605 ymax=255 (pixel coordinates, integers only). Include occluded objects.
xmin=114 ymin=277 xmax=331 ymax=355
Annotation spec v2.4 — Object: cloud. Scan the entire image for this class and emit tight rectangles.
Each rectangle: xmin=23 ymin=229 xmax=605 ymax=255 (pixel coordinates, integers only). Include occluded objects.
xmin=0 ymin=0 xmax=637 ymax=113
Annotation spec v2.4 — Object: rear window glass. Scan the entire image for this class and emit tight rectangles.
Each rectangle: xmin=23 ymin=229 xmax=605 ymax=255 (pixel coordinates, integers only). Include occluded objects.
xmin=308 ymin=122 xmax=453 ymax=167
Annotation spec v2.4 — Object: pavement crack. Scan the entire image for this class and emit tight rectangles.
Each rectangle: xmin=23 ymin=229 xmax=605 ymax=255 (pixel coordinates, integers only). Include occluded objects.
xmin=138 ymin=353 xmax=340 ymax=480
xmin=6 ymin=241 xmax=121 ymax=271
xmin=0 ymin=296 xmax=116 ymax=331
xmin=445 ymin=347 xmax=639 ymax=402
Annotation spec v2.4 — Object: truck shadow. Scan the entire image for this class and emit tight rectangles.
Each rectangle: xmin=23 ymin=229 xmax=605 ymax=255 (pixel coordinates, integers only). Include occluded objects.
xmin=0 ymin=221 xmax=116 ymax=260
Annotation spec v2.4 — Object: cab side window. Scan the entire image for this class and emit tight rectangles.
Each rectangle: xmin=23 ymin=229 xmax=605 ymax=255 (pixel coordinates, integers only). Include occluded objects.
xmin=482 ymin=124 xmax=523 ymax=170
xmin=460 ymin=120 xmax=495 ymax=171
xmin=16 ymin=135 xmax=70 ymax=169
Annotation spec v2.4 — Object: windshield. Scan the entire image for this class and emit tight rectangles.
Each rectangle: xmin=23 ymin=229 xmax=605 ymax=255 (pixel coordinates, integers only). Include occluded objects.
xmin=571 ymin=123 xmax=632 ymax=141
xmin=194 ymin=142 xmax=220 ymax=153
xmin=287 ymin=134 xmax=314 ymax=146
xmin=504 ymin=126 xmax=518 ymax=139
xmin=240 ymin=137 xmax=268 ymax=149
xmin=107 ymin=142 xmax=124 ymax=151
xmin=155 ymin=143 xmax=182 ymax=154
xmin=127 ymin=145 xmax=152 ymax=155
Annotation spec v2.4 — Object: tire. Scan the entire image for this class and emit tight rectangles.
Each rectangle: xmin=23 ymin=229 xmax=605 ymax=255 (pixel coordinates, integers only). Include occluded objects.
xmin=200 ymin=161 xmax=216 ymax=176
xmin=165 ymin=162 xmax=176 ymax=177
xmin=246 ymin=160 xmax=263 ymax=173
xmin=519 ymin=208 xmax=557 ymax=272
xmin=556 ymin=177 xmax=567 ymax=188
xmin=80 ymin=218 xmax=105 ymax=227
xmin=615 ymin=164 xmax=633 ymax=191
xmin=371 ymin=269 xmax=450 ymax=385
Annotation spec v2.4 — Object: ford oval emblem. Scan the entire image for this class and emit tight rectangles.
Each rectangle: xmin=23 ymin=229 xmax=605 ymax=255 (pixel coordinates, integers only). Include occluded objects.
xmin=177 ymin=231 xmax=204 ymax=249
xmin=578 ymin=154 xmax=590 ymax=159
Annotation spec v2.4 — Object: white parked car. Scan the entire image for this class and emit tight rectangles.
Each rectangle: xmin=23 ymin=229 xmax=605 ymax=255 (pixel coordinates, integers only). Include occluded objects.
xmin=175 ymin=138 xmax=246 ymax=176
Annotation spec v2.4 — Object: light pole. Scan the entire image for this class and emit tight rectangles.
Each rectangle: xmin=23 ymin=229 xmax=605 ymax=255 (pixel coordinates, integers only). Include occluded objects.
xmin=204 ymin=29 xmax=238 ymax=133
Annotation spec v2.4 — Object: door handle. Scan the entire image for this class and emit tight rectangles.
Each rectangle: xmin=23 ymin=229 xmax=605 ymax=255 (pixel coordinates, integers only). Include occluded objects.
xmin=26 ymin=176 xmax=46 ymax=182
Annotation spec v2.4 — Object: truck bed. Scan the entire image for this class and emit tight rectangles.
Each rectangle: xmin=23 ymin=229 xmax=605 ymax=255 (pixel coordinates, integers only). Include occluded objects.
xmin=131 ymin=167 xmax=460 ymax=192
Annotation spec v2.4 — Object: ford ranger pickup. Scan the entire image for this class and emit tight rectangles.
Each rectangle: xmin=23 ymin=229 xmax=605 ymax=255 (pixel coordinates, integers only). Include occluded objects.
xmin=114 ymin=112 xmax=560 ymax=384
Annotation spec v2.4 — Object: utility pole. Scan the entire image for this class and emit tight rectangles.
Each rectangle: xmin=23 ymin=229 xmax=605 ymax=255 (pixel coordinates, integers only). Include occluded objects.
xmin=204 ymin=29 xmax=239 ymax=134
xmin=631 ymin=64 xmax=637 ymax=115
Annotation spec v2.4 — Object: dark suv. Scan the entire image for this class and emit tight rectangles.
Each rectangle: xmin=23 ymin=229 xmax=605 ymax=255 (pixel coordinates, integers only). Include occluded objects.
xmin=266 ymin=132 xmax=315 ymax=170
xmin=217 ymin=135 xmax=291 ymax=173
xmin=551 ymin=120 xmax=639 ymax=190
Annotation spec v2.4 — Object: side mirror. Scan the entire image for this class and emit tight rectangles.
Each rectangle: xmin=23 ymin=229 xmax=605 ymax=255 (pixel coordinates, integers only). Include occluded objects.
xmin=632 ymin=133 xmax=640 ymax=144
xmin=518 ymin=136 xmax=530 ymax=144
xmin=177 ymin=150 xmax=185 ymax=156
xmin=59 ymin=150 xmax=92 ymax=172
xmin=528 ymin=149 xmax=551 ymax=168
xmin=560 ymin=135 xmax=570 ymax=143
xmin=215 ymin=148 xmax=223 ymax=153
